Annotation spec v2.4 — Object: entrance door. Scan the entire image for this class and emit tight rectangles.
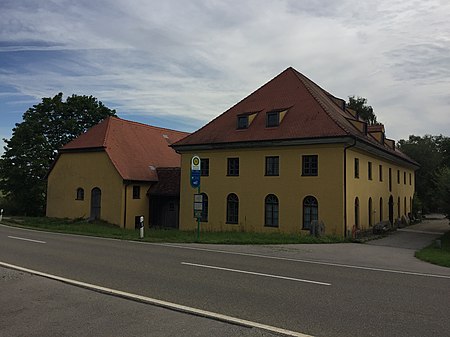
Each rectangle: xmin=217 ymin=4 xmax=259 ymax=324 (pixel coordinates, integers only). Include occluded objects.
xmin=90 ymin=187 xmax=101 ymax=220
xmin=388 ymin=195 xmax=394 ymax=225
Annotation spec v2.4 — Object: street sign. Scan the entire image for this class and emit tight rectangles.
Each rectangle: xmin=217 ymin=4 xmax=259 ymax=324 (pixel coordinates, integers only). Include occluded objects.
xmin=191 ymin=156 xmax=201 ymax=171
xmin=193 ymin=193 xmax=203 ymax=218
xmin=190 ymin=155 xmax=201 ymax=188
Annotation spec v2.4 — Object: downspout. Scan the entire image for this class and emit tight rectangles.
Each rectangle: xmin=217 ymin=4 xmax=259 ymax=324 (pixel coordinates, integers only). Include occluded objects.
xmin=343 ymin=137 xmax=357 ymax=238
xmin=123 ymin=182 xmax=130 ymax=229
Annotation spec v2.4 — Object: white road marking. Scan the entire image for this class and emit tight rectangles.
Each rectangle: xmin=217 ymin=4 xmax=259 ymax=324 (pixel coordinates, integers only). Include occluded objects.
xmin=0 ymin=261 xmax=313 ymax=337
xmin=182 ymin=262 xmax=331 ymax=286
xmin=7 ymin=236 xmax=46 ymax=244
xmin=155 ymin=243 xmax=450 ymax=280
xmin=398 ymin=228 xmax=445 ymax=235
xmin=2 ymin=223 xmax=450 ymax=280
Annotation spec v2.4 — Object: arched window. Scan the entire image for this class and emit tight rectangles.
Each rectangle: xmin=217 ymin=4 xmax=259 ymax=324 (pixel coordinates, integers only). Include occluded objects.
xmin=368 ymin=197 xmax=373 ymax=227
xmin=398 ymin=196 xmax=401 ymax=218
xmin=201 ymin=193 xmax=208 ymax=222
xmin=226 ymin=193 xmax=239 ymax=224
xmin=404 ymin=197 xmax=407 ymax=216
xmin=265 ymin=194 xmax=279 ymax=227
xmin=355 ymin=197 xmax=360 ymax=228
xmin=379 ymin=197 xmax=383 ymax=222
xmin=303 ymin=196 xmax=318 ymax=230
xmin=76 ymin=188 xmax=84 ymax=200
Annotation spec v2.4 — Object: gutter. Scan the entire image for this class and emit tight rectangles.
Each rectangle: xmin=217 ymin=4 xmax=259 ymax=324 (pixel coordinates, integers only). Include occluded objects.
xmin=343 ymin=136 xmax=357 ymax=238
xmin=123 ymin=182 xmax=130 ymax=229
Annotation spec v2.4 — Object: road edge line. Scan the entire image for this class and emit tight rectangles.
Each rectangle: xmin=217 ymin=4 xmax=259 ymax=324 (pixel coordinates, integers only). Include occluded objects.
xmin=0 ymin=261 xmax=313 ymax=337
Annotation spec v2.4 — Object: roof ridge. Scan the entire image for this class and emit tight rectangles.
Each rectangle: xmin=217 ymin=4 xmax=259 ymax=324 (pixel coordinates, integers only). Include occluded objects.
xmin=290 ymin=69 xmax=353 ymax=135
xmin=103 ymin=116 xmax=113 ymax=148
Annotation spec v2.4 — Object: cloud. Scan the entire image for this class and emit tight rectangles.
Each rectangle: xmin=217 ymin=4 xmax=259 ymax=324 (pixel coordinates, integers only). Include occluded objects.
xmin=0 ymin=0 xmax=449 ymax=155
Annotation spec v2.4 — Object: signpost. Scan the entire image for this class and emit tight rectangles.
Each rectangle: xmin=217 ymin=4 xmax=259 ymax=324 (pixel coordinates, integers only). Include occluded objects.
xmin=191 ymin=156 xmax=201 ymax=240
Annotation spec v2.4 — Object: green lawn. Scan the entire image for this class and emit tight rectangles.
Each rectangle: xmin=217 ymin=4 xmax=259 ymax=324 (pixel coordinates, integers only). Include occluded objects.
xmin=415 ymin=231 xmax=450 ymax=268
xmin=1 ymin=217 xmax=348 ymax=244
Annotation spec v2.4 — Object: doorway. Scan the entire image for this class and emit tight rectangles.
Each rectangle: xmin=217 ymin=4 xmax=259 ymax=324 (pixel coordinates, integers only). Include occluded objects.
xmin=90 ymin=187 xmax=101 ymax=220
xmin=388 ymin=195 xmax=394 ymax=225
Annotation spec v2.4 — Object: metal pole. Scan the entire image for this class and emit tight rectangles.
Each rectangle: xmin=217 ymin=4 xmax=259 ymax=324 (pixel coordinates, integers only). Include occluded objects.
xmin=197 ymin=186 xmax=200 ymax=241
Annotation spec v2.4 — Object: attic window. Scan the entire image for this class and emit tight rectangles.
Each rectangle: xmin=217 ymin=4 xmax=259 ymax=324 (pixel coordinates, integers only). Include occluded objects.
xmin=266 ymin=111 xmax=280 ymax=127
xmin=237 ymin=116 xmax=249 ymax=129
xmin=266 ymin=108 xmax=288 ymax=127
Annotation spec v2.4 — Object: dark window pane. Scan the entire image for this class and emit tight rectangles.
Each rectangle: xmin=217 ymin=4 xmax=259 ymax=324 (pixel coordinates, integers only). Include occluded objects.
xmin=265 ymin=156 xmax=279 ymax=176
xmin=226 ymin=193 xmax=239 ymax=224
xmin=133 ymin=186 xmax=140 ymax=199
xmin=201 ymin=158 xmax=209 ymax=176
xmin=266 ymin=112 xmax=279 ymax=127
xmin=237 ymin=116 xmax=249 ymax=129
xmin=303 ymin=196 xmax=318 ymax=229
xmin=76 ymin=188 xmax=84 ymax=200
xmin=201 ymin=193 xmax=208 ymax=222
xmin=302 ymin=155 xmax=318 ymax=176
xmin=265 ymin=194 xmax=279 ymax=227
xmin=227 ymin=158 xmax=239 ymax=176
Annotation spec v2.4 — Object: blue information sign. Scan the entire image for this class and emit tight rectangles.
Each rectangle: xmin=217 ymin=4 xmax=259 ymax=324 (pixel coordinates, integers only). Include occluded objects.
xmin=191 ymin=170 xmax=201 ymax=188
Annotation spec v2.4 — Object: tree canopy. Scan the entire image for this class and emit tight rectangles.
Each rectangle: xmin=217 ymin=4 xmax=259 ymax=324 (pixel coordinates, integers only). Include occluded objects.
xmin=398 ymin=135 xmax=450 ymax=215
xmin=347 ymin=96 xmax=378 ymax=125
xmin=0 ymin=93 xmax=116 ymax=215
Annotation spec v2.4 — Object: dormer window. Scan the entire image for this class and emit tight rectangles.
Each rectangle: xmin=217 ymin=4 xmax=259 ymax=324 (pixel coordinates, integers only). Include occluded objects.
xmin=237 ymin=115 xmax=249 ymax=129
xmin=266 ymin=111 xmax=280 ymax=127
xmin=266 ymin=108 xmax=289 ymax=128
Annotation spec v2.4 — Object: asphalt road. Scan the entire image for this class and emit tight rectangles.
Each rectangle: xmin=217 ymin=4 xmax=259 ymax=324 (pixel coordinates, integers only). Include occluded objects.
xmin=1 ymin=224 xmax=450 ymax=337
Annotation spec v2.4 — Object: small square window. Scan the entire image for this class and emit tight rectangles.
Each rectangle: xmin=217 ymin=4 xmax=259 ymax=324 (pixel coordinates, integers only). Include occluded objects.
xmin=237 ymin=116 xmax=249 ymax=129
xmin=354 ymin=158 xmax=359 ymax=178
xmin=227 ymin=158 xmax=239 ymax=176
xmin=132 ymin=186 xmax=140 ymax=199
xmin=265 ymin=156 xmax=279 ymax=176
xmin=266 ymin=111 xmax=279 ymax=127
xmin=201 ymin=158 xmax=209 ymax=176
xmin=302 ymin=155 xmax=318 ymax=176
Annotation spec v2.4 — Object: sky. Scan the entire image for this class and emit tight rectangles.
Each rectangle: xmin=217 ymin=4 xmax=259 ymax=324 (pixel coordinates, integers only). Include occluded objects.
xmin=1 ymin=0 xmax=450 ymax=155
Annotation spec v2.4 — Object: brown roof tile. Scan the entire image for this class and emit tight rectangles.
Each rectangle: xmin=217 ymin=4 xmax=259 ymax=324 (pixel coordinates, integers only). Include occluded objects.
xmin=61 ymin=117 xmax=189 ymax=181
xmin=172 ymin=67 xmax=418 ymax=166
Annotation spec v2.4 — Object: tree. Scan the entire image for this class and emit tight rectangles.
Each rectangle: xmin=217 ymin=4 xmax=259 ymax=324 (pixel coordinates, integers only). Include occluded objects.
xmin=398 ymin=135 xmax=450 ymax=214
xmin=0 ymin=93 xmax=116 ymax=215
xmin=347 ymin=96 xmax=378 ymax=125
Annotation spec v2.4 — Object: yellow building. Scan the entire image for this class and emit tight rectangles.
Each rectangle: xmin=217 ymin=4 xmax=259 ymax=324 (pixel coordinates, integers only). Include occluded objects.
xmin=172 ymin=67 xmax=419 ymax=237
xmin=46 ymin=117 xmax=189 ymax=229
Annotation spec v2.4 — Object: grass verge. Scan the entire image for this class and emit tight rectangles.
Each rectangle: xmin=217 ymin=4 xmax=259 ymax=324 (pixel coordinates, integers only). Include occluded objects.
xmin=415 ymin=231 xmax=450 ymax=268
xmin=1 ymin=217 xmax=348 ymax=244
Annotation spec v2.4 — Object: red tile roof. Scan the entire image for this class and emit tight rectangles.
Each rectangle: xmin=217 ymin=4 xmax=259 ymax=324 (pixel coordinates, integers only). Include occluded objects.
xmin=172 ymin=67 xmax=417 ymax=166
xmin=61 ymin=117 xmax=189 ymax=181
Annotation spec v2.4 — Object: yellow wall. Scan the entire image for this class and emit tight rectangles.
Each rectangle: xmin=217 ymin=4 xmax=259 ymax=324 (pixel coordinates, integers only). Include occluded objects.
xmin=179 ymin=144 xmax=345 ymax=235
xmin=345 ymin=148 xmax=415 ymax=234
xmin=46 ymin=151 xmax=151 ymax=229
xmin=124 ymin=183 xmax=152 ymax=229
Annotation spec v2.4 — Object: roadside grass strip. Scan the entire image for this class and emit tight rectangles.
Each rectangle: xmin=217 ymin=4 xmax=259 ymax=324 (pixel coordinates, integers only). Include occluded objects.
xmin=415 ymin=231 xmax=450 ymax=268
